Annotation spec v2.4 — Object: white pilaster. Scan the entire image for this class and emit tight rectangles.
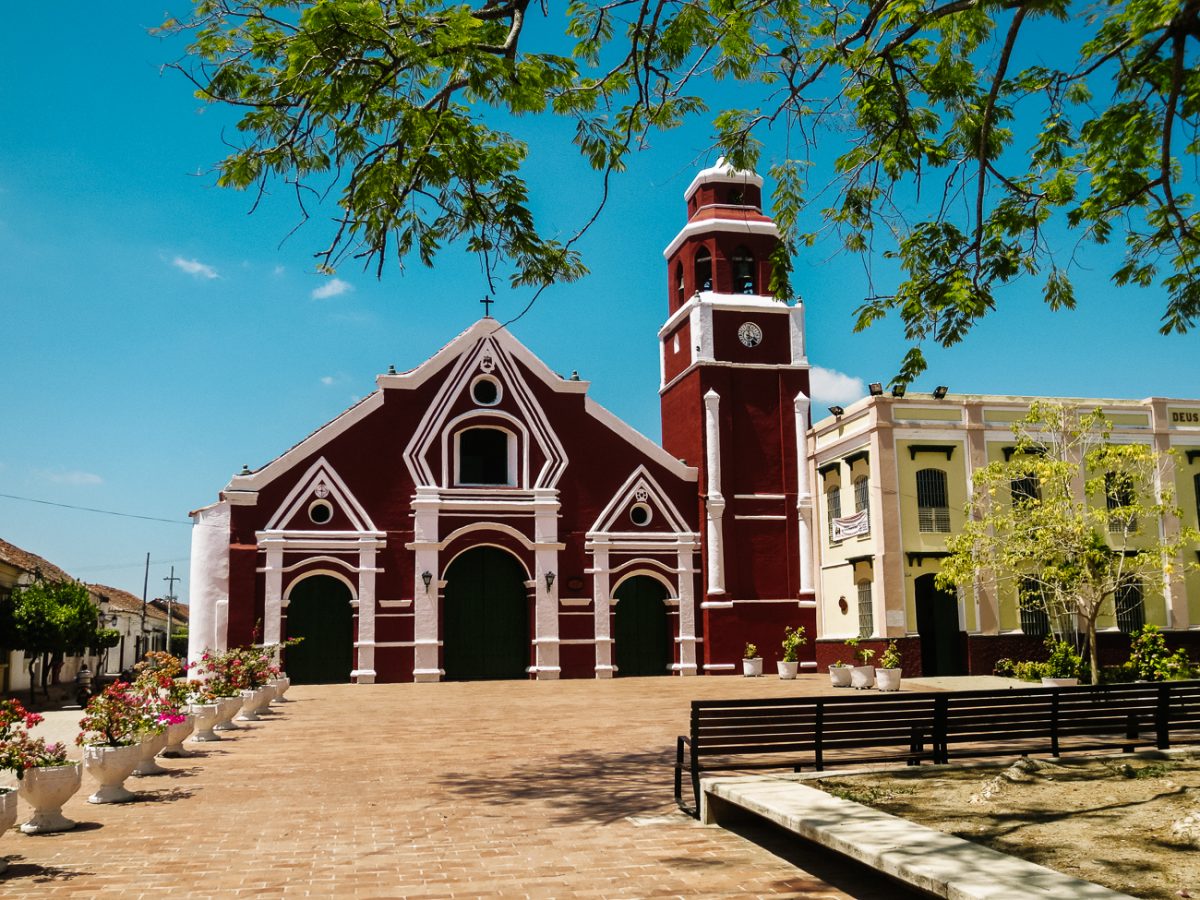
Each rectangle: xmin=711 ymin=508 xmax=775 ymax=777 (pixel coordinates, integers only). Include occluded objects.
xmin=412 ymin=487 xmax=442 ymax=682
xmin=263 ymin=543 xmax=283 ymax=645
xmin=794 ymin=391 xmax=815 ymax=595
xmin=592 ymin=544 xmax=614 ymax=677
xmin=533 ymin=490 xmax=561 ymax=678
xmin=187 ymin=501 xmax=230 ymax=670
xmin=704 ymin=389 xmax=726 ymax=595
xmin=675 ymin=543 xmax=699 ymax=675
xmin=353 ymin=542 xmax=378 ymax=683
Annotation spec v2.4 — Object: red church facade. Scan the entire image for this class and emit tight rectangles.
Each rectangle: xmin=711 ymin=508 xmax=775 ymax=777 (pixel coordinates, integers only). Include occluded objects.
xmin=187 ymin=160 xmax=818 ymax=682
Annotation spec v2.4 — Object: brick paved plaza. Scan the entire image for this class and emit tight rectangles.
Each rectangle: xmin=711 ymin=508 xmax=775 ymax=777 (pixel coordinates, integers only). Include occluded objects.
xmin=1 ymin=676 xmax=927 ymax=898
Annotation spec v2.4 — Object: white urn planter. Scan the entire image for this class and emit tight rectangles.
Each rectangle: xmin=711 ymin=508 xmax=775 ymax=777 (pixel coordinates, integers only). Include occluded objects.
xmin=0 ymin=788 xmax=17 ymax=871
xmin=83 ymin=743 xmax=141 ymax=803
xmin=875 ymin=668 xmax=903 ymax=692
xmin=18 ymin=762 xmax=82 ymax=833
xmin=1042 ymin=676 xmax=1080 ymax=687
xmin=271 ymin=675 xmax=291 ymax=703
xmin=742 ymin=657 xmax=763 ymax=677
xmin=777 ymin=661 xmax=799 ymax=680
xmin=236 ymin=686 xmax=273 ymax=722
xmin=850 ymin=665 xmax=876 ymax=689
xmin=213 ymin=695 xmax=243 ymax=731
xmin=189 ymin=703 xmax=221 ymax=742
xmin=132 ymin=731 xmax=170 ymax=776
xmin=162 ymin=714 xmax=196 ymax=756
xmin=829 ymin=666 xmax=852 ymax=687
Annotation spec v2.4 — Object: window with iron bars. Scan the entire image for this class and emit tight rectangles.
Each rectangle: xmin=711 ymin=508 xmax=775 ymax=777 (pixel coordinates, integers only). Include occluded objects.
xmin=916 ymin=468 xmax=951 ymax=533
xmin=854 ymin=476 xmax=870 ymax=513
xmin=857 ymin=580 xmax=874 ymax=637
xmin=1115 ymin=578 xmax=1145 ymax=634
xmin=1010 ymin=475 xmax=1041 ymax=508
xmin=1018 ymin=578 xmax=1050 ymax=637
xmin=1106 ymin=471 xmax=1138 ymax=534
xmin=826 ymin=486 xmax=842 ymax=543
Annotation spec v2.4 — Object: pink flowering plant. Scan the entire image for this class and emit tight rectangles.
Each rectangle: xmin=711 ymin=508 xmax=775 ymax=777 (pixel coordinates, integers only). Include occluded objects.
xmin=191 ymin=645 xmax=280 ymax=695
xmin=0 ymin=698 xmax=70 ymax=779
xmin=77 ymin=682 xmax=174 ymax=747
xmin=133 ymin=651 xmax=192 ymax=712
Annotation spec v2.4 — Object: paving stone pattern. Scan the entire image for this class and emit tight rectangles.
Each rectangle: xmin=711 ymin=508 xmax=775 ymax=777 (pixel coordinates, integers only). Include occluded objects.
xmin=2 ymin=676 xmax=918 ymax=898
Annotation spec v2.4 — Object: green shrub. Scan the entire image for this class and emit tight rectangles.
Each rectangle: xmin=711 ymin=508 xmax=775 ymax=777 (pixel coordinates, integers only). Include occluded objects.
xmin=993 ymin=657 xmax=1015 ymax=677
xmin=1012 ymin=660 xmax=1051 ymax=681
xmin=1128 ymin=624 xmax=1193 ymax=681
xmin=1045 ymin=637 xmax=1083 ymax=679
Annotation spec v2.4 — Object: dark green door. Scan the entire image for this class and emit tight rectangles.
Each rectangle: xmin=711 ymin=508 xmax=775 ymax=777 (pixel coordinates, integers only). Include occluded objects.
xmin=915 ymin=573 xmax=965 ymax=676
xmin=285 ymin=575 xmax=354 ymax=684
xmin=613 ymin=576 xmax=671 ymax=677
xmin=443 ymin=547 xmax=529 ymax=680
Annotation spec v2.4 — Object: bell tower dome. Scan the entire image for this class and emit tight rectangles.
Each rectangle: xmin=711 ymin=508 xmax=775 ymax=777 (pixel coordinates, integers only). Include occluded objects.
xmin=658 ymin=159 xmax=816 ymax=674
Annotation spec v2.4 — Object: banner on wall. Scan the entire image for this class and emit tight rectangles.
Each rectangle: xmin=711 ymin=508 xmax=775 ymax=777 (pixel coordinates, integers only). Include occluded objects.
xmin=832 ymin=509 xmax=870 ymax=541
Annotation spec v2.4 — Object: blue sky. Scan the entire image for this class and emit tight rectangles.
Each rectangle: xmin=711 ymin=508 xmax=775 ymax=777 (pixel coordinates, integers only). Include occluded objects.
xmin=1 ymin=5 xmax=1197 ymax=601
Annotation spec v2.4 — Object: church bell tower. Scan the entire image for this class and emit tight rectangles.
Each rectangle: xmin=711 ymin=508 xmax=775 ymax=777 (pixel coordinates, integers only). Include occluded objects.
xmin=658 ymin=159 xmax=817 ymax=673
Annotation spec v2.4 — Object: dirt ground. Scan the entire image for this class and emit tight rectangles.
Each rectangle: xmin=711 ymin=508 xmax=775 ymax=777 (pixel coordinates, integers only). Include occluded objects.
xmin=811 ymin=753 xmax=1200 ymax=899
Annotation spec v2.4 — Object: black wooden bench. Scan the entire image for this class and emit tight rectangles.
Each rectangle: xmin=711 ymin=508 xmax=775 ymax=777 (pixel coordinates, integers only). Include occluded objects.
xmin=674 ymin=694 xmax=940 ymax=816
xmin=675 ymin=680 xmax=1200 ymax=817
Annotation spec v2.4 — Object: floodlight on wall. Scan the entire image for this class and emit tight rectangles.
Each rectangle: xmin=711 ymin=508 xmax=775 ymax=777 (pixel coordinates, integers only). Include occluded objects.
xmin=545 ymin=571 xmax=556 ymax=591
xmin=868 ymin=382 xmax=883 ymax=396
xmin=828 ymin=406 xmax=845 ymax=418
xmin=421 ymin=571 xmax=433 ymax=593
xmin=933 ymin=385 xmax=948 ymax=399
xmin=891 ymin=384 xmax=906 ymax=398
xmin=838 ymin=596 xmax=848 ymax=614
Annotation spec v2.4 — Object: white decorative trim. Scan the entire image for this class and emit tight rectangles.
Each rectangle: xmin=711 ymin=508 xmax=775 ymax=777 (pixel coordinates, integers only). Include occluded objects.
xmin=378 ymin=599 xmax=412 ymax=608
xmin=700 ymin=600 xmax=734 ymax=609
xmin=588 ymin=465 xmax=693 ymax=535
xmin=703 ymin=663 xmax=737 ymax=671
xmin=662 ymin=218 xmax=780 ymax=261
xmin=734 ymin=515 xmax=788 ymax=520
xmin=682 ymin=159 xmax=763 ymax=201
xmin=734 ymin=494 xmax=787 ymax=500
xmin=582 ymin=398 xmax=698 ymax=481
xmin=661 ymin=359 xmax=811 ymax=396
xmin=282 ymin=569 xmax=359 ymax=605
xmin=444 ymin=413 xmax=524 ymax=487
xmin=559 ymin=598 xmax=591 ymax=607
xmin=704 ymin=389 xmax=726 ymax=595
xmin=263 ymin=457 xmax=379 ymax=533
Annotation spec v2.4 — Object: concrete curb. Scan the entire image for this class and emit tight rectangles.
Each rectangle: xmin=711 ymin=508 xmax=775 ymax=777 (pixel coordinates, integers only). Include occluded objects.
xmin=703 ymin=775 xmax=1132 ymax=899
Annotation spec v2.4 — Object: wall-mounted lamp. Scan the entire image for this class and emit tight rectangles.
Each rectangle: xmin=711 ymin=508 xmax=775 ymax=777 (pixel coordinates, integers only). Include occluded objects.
xmin=838 ymin=596 xmax=848 ymax=614
xmin=932 ymin=385 xmax=948 ymax=399
xmin=868 ymin=382 xmax=883 ymax=396
xmin=421 ymin=571 xmax=433 ymax=593
xmin=891 ymin=384 xmax=906 ymax=398
xmin=828 ymin=405 xmax=845 ymax=419
xmin=545 ymin=571 xmax=556 ymax=591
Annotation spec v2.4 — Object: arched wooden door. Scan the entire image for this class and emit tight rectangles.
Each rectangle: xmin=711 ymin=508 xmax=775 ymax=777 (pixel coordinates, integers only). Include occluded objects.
xmin=915 ymin=573 xmax=965 ymax=676
xmin=613 ymin=576 xmax=672 ymax=677
xmin=285 ymin=575 xmax=354 ymax=684
xmin=442 ymin=547 xmax=529 ymax=680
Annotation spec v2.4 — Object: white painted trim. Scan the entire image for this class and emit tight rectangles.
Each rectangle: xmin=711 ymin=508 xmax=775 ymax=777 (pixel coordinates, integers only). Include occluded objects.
xmin=703 ymin=663 xmax=737 ymax=671
xmin=661 ymin=358 xmax=811 ymax=396
xmin=611 ymin=568 xmax=677 ymax=597
xmin=277 ymin=555 xmax=361 ymax=574
xmin=681 ymin=160 xmax=763 ymax=201
xmin=263 ymin=456 xmax=379 ymax=532
xmin=378 ymin=600 xmax=412 ymax=608
xmin=440 ymin=542 xmax=533 ymax=580
xmin=445 ymin=415 xmax=524 ymax=487
xmin=433 ymin=521 xmax=538 ymax=553
xmin=663 ymin=218 xmax=780 ymax=260
xmin=588 ymin=464 xmax=694 ymax=535
xmin=734 ymin=494 xmax=787 ymax=500
xmin=733 ymin=515 xmax=788 ymax=520
xmin=582 ymin=397 xmax=697 ymax=481
xmin=282 ymin=569 xmax=359 ymax=605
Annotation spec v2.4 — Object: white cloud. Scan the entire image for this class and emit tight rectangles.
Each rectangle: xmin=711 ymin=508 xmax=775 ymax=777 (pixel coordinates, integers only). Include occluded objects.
xmin=312 ymin=277 xmax=352 ymax=300
xmin=809 ymin=366 xmax=867 ymax=407
xmin=320 ymin=376 xmax=335 ymax=386
xmin=273 ymin=265 xmax=286 ymax=277
xmin=37 ymin=469 xmax=103 ymax=486
xmin=172 ymin=256 xmax=219 ymax=279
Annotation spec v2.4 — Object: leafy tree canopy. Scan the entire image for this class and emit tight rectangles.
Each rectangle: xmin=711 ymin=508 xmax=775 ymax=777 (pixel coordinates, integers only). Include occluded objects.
xmin=165 ymin=0 xmax=1200 ymax=379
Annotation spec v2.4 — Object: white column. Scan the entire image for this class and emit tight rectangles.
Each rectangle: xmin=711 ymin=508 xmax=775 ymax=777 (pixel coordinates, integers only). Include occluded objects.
xmin=704 ymin=389 xmax=726 ymax=595
xmin=675 ymin=543 xmax=698 ymax=675
xmin=187 ymin=501 xmax=230 ymax=670
xmin=353 ymin=542 xmax=378 ymax=683
xmin=592 ymin=544 xmax=614 ymax=677
xmin=533 ymin=491 xmax=561 ymax=678
xmin=262 ymin=542 xmax=283 ymax=646
xmin=794 ymin=391 xmax=815 ymax=595
xmin=412 ymin=488 xmax=442 ymax=682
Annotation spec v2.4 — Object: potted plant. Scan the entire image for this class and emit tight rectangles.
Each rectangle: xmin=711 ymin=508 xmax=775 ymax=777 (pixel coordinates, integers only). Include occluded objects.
xmin=778 ymin=626 xmax=806 ymax=679
xmin=1041 ymin=636 xmax=1083 ymax=687
xmin=845 ymin=637 xmax=876 ymax=689
xmin=131 ymin=654 xmax=191 ymax=771
xmin=192 ymin=650 xmax=249 ymax=731
xmin=77 ymin=682 xmax=158 ymax=803
xmin=875 ymin=641 xmax=903 ymax=691
xmin=0 ymin=699 xmax=78 ymax=837
xmin=742 ymin=643 xmax=762 ymax=677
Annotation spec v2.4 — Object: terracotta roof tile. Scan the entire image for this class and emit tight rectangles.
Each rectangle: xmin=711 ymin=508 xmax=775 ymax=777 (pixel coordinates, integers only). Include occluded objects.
xmin=0 ymin=537 xmax=75 ymax=584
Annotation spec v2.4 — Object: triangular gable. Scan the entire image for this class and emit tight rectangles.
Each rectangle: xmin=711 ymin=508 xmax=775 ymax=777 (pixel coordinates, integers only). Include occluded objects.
xmin=263 ymin=457 xmax=378 ymax=532
xmin=402 ymin=331 xmax=569 ymax=489
xmin=588 ymin=465 xmax=692 ymax=536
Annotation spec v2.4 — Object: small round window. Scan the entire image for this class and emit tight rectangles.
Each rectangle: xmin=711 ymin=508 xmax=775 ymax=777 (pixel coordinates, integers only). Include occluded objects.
xmin=471 ymin=375 xmax=501 ymax=406
xmin=308 ymin=500 xmax=333 ymax=525
xmin=630 ymin=503 xmax=653 ymax=526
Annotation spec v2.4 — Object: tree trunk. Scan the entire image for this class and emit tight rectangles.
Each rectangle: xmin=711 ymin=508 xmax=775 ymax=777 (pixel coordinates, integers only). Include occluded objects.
xmin=27 ymin=656 xmax=37 ymax=706
xmin=1086 ymin=615 xmax=1100 ymax=685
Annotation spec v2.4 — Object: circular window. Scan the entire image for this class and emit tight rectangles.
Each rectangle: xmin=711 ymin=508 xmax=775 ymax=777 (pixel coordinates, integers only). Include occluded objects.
xmin=308 ymin=500 xmax=333 ymax=525
xmin=471 ymin=375 xmax=501 ymax=406
xmin=630 ymin=503 xmax=653 ymax=527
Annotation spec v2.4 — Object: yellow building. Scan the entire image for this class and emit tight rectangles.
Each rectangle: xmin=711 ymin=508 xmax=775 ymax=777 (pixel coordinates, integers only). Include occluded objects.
xmin=808 ymin=394 xmax=1200 ymax=675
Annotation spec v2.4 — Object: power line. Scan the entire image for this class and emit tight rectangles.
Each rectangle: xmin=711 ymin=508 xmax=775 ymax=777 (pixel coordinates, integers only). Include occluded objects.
xmin=0 ymin=492 xmax=193 ymax=526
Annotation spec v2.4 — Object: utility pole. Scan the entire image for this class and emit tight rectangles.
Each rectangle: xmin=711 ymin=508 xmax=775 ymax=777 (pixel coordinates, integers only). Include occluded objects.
xmin=163 ymin=566 xmax=180 ymax=656
xmin=139 ymin=552 xmax=149 ymax=661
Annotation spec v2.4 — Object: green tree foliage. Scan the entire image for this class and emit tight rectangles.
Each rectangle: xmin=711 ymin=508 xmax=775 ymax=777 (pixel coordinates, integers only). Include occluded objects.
xmin=10 ymin=578 xmax=106 ymax=702
xmin=937 ymin=402 xmax=1199 ymax=683
xmin=166 ymin=1 xmax=1198 ymax=374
